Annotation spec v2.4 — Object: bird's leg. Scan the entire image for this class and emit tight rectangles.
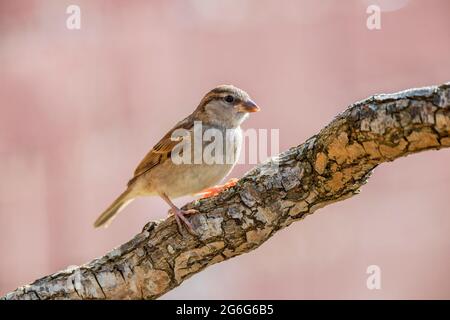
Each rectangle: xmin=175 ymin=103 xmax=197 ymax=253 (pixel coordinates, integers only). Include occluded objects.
xmin=159 ymin=193 xmax=197 ymax=234
xmin=196 ymin=178 xmax=239 ymax=199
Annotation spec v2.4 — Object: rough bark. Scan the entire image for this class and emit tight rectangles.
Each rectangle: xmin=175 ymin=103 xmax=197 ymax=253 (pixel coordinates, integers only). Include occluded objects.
xmin=2 ymin=83 xmax=450 ymax=300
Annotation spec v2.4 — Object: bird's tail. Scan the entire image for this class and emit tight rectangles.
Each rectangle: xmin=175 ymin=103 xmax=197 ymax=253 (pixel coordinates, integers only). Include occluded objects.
xmin=94 ymin=188 xmax=135 ymax=228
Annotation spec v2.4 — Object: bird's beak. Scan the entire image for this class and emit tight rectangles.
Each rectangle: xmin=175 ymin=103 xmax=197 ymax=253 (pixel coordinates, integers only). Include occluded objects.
xmin=235 ymin=99 xmax=260 ymax=113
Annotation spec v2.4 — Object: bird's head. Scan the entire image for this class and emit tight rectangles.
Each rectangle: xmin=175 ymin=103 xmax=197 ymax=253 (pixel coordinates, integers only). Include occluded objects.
xmin=195 ymin=85 xmax=260 ymax=128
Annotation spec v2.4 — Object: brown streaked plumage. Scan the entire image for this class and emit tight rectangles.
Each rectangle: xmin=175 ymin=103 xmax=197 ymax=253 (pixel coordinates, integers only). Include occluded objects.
xmin=94 ymin=85 xmax=260 ymax=233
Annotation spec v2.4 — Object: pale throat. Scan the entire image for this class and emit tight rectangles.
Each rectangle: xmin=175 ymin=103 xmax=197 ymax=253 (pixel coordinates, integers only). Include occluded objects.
xmin=204 ymin=110 xmax=249 ymax=128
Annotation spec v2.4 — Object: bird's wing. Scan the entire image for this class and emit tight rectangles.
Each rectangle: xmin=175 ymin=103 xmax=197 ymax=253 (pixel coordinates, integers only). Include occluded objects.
xmin=127 ymin=116 xmax=194 ymax=186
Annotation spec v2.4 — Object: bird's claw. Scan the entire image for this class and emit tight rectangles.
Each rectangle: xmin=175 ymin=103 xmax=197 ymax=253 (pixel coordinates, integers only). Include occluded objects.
xmin=169 ymin=208 xmax=198 ymax=235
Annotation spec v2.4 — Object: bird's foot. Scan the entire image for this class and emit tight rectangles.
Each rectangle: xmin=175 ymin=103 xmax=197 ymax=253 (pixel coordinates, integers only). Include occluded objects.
xmin=169 ymin=208 xmax=198 ymax=235
xmin=197 ymin=178 xmax=239 ymax=199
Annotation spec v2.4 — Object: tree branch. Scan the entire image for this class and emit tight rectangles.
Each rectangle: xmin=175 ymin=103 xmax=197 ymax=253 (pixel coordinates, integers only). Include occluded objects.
xmin=2 ymin=83 xmax=450 ymax=300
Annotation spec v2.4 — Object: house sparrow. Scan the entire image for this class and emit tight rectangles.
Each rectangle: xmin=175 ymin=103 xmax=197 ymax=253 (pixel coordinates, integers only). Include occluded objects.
xmin=94 ymin=85 xmax=260 ymax=233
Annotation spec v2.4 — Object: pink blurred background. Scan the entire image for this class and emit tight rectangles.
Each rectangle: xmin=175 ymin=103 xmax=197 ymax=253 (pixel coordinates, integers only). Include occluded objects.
xmin=1 ymin=0 xmax=449 ymax=299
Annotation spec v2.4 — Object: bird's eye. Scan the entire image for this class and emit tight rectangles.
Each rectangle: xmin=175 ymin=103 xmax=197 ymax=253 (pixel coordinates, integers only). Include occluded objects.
xmin=224 ymin=95 xmax=235 ymax=103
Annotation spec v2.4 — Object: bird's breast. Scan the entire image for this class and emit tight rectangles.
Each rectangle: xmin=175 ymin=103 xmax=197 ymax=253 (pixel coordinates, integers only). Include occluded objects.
xmin=142 ymin=126 xmax=243 ymax=198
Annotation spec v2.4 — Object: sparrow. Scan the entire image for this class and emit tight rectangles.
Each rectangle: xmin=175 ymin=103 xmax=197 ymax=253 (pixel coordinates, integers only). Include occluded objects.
xmin=93 ymin=85 xmax=260 ymax=233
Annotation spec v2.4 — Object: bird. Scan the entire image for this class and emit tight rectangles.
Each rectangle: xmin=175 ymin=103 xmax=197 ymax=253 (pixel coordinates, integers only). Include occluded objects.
xmin=93 ymin=85 xmax=260 ymax=233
